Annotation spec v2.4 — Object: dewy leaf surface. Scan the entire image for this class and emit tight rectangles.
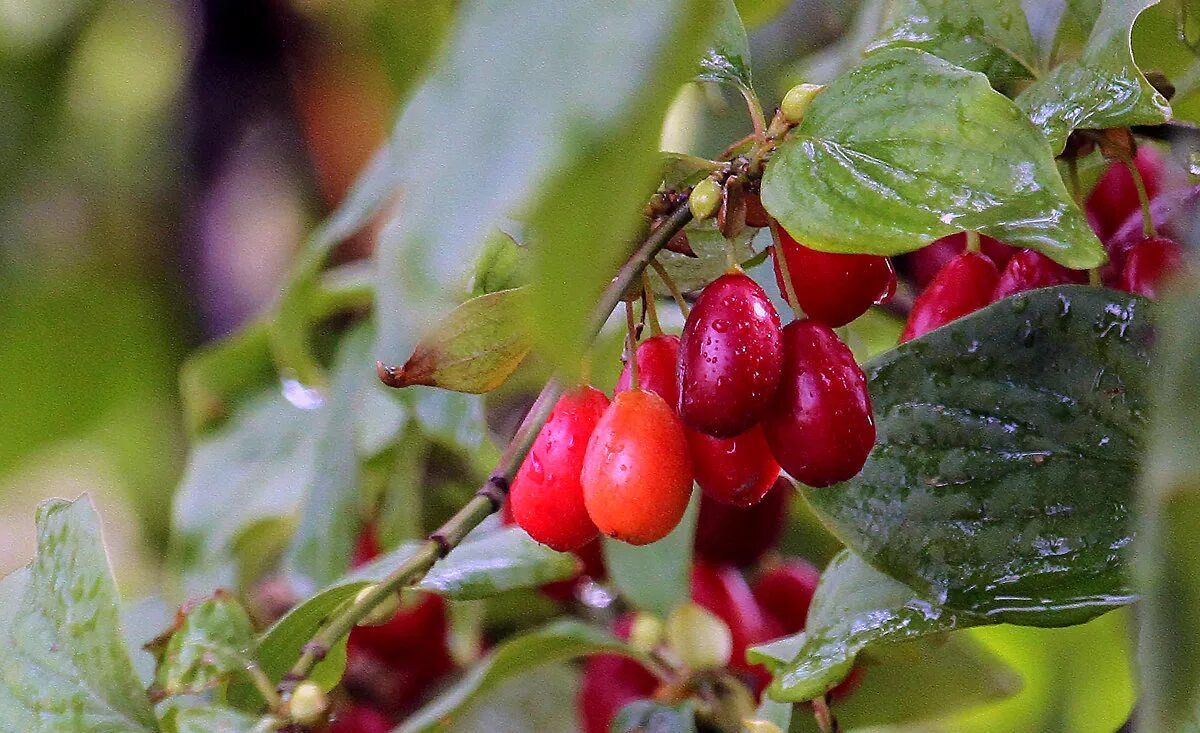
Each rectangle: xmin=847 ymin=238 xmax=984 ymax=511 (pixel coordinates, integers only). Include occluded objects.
xmin=697 ymin=0 xmax=752 ymax=89
xmin=761 ymin=48 xmax=1104 ymax=268
xmin=0 ymin=496 xmax=160 ymax=733
xmin=155 ymin=592 xmax=256 ymax=697
xmin=805 ymin=286 xmax=1153 ymax=626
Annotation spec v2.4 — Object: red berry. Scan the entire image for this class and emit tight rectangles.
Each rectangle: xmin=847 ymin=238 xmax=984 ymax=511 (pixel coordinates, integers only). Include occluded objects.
xmin=579 ymin=615 xmax=659 ymax=733
xmin=900 ymin=251 xmax=998 ymax=343
xmin=582 ymin=389 xmax=693 ymax=545
xmin=992 ymin=249 xmax=1080 ymax=300
xmin=510 ymin=386 xmax=609 ymax=552
xmin=615 ymin=334 xmax=680 ymax=410
xmin=348 ymin=594 xmax=451 ymax=668
xmin=1115 ymin=236 xmax=1185 ymax=299
xmin=687 ymin=424 xmax=780 ymax=507
xmin=751 ymin=559 xmax=821 ymax=634
xmin=1086 ymin=146 xmax=1164 ymax=240
xmin=691 ymin=562 xmax=784 ymax=692
xmin=898 ymin=232 xmax=1014 ymax=289
xmin=745 ymin=192 xmax=770 ymax=228
xmin=694 ymin=476 xmax=790 ymax=568
xmin=330 ymin=704 xmax=393 ymax=733
xmin=763 ymin=320 xmax=874 ymax=487
xmin=773 ymin=228 xmax=896 ymax=327
xmin=678 ymin=272 xmax=784 ymax=437
xmin=352 ymin=523 xmax=382 ymax=568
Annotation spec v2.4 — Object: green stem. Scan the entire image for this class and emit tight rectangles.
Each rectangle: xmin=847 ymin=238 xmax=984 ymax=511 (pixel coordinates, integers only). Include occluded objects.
xmin=651 ymin=258 xmax=691 ymax=318
xmin=1123 ymin=158 xmax=1158 ymax=238
xmin=625 ymin=299 xmax=640 ymax=390
xmin=965 ymin=230 xmax=981 ymax=252
xmin=740 ymin=85 xmax=767 ymax=140
xmin=768 ymin=220 xmax=804 ymax=318
xmin=1066 ymin=157 xmax=1083 ymax=208
xmin=643 ymin=273 xmax=663 ymax=337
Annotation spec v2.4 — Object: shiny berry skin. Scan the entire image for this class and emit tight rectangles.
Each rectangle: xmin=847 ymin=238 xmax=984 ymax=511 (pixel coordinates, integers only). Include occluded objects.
xmin=744 ymin=192 xmax=770 ymax=228
xmin=687 ymin=424 xmax=780 ymax=507
xmin=678 ymin=272 xmax=784 ymax=437
xmin=1086 ymin=146 xmax=1163 ymax=240
xmin=582 ymin=389 xmax=693 ymax=545
xmin=510 ymin=386 xmax=609 ymax=552
xmin=763 ymin=320 xmax=874 ymax=488
xmin=992 ymin=249 xmax=1080 ymax=300
xmin=615 ymin=334 xmax=680 ymax=409
xmin=692 ymin=562 xmax=784 ymax=692
xmin=898 ymin=232 xmax=1015 ymax=289
xmin=1116 ymin=236 xmax=1185 ymax=299
xmin=900 ymin=251 xmax=998 ymax=343
xmin=579 ymin=615 xmax=659 ymax=733
xmin=751 ymin=559 xmax=821 ymax=634
xmin=330 ymin=705 xmax=393 ymax=733
xmin=694 ymin=476 xmax=790 ymax=567
xmin=773 ymin=228 xmax=896 ymax=327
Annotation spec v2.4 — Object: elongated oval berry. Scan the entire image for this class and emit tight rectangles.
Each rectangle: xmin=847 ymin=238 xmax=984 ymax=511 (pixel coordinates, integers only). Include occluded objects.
xmin=678 ymin=272 xmax=784 ymax=437
xmin=582 ymin=389 xmax=693 ymax=545
xmin=1116 ymin=236 xmax=1185 ymax=299
xmin=691 ymin=562 xmax=783 ymax=692
xmin=898 ymin=232 xmax=1014 ymax=289
xmin=773 ymin=228 xmax=896 ymax=327
xmin=510 ymin=386 xmax=609 ymax=552
xmin=900 ymin=251 xmax=998 ymax=343
xmin=763 ymin=320 xmax=874 ymax=487
xmin=694 ymin=476 xmax=789 ymax=567
xmin=992 ymin=249 xmax=1080 ymax=300
xmin=1086 ymin=146 xmax=1164 ymax=239
xmin=750 ymin=559 xmax=821 ymax=634
xmin=615 ymin=334 xmax=680 ymax=409
xmin=687 ymin=424 xmax=779 ymax=507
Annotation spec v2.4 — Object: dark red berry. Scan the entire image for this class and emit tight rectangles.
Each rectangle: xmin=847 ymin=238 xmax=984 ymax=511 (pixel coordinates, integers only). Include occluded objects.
xmin=330 ymin=704 xmax=393 ymax=733
xmin=1086 ymin=146 xmax=1163 ymax=240
xmin=751 ymin=559 xmax=821 ymax=634
xmin=615 ymin=334 xmax=680 ymax=410
xmin=579 ymin=615 xmax=659 ymax=733
xmin=773 ymin=228 xmax=896 ymax=327
xmin=762 ymin=320 xmax=874 ymax=488
xmin=687 ymin=424 xmax=780 ymax=507
xmin=900 ymin=251 xmax=998 ymax=343
xmin=691 ymin=562 xmax=784 ymax=692
xmin=678 ymin=272 xmax=784 ymax=437
xmin=694 ymin=476 xmax=790 ymax=568
xmin=899 ymin=232 xmax=1014 ymax=289
xmin=1115 ymin=236 xmax=1185 ymax=299
xmin=744 ymin=192 xmax=770 ymax=228
xmin=510 ymin=386 xmax=609 ymax=552
xmin=992 ymin=249 xmax=1080 ymax=300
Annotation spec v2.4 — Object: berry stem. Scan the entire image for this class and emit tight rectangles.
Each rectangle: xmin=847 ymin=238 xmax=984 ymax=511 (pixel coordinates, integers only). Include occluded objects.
xmin=651 ymin=258 xmax=692 ymax=318
xmin=281 ymin=203 xmax=696 ymax=697
xmin=1123 ymin=157 xmax=1158 ymax=238
xmin=768 ymin=220 xmax=804 ymax=318
xmin=626 ymin=298 xmax=641 ymax=390
xmin=1066 ymin=157 xmax=1083 ymax=208
xmin=1089 ymin=268 xmax=1102 ymax=287
xmin=740 ymin=85 xmax=767 ymax=141
xmin=643 ymin=273 xmax=663 ymax=337
xmin=965 ymin=230 xmax=981 ymax=253
xmin=812 ymin=694 xmax=841 ymax=733
xmin=719 ymin=132 xmax=756 ymax=160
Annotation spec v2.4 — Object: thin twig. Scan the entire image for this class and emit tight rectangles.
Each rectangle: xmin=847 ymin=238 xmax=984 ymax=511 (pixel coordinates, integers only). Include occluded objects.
xmin=650 ymin=259 xmax=691 ymax=318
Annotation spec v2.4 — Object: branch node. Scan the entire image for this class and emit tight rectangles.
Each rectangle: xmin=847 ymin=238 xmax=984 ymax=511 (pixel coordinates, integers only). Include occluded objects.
xmin=429 ymin=532 xmax=452 ymax=558
xmin=301 ymin=642 xmax=328 ymax=662
xmin=476 ymin=475 xmax=509 ymax=510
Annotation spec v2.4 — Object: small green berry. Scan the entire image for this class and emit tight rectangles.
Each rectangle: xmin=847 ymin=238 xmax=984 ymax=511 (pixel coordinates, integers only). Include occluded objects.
xmin=355 ymin=584 xmax=402 ymax=626
xmin=287 ymin=681 xmax=328 ymax=725
xmin=781 ymin=83 xmax=824 ymax=124
xmin=743 ymin=720 xmax=786 ymax=733
xmin=690 ymin=178 xmax=722 ymax=221
xmin=665 ymin=602 xmax=732 ymax=670
xmin=628 ymin=612 xmax=664 ymax=653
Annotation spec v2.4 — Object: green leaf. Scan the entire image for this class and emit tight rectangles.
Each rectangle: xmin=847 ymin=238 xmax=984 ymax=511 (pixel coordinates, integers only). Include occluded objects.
xmin=442 ymin=663 xmax=580 ymax=733
xmin=155 ymin=592 xmax=256 ymax=697
xmin=179 ymin=321 xmax=274 ymax=436
xmin=761 ymin=48 xmax=1104 ymax=268
xmin=698 ymin=0 xmax=753 ymax=89
xmin=1016 ymin=0 xmax=1171 ymax=153
xmin=660 ymin=152 xmax=723 ymax=190
xmin=383 ymin=288 xmax=532 ymax=394
xmin=867 ymin=0 xmax=1040 ymax=84
xmin=647 ymin=224 xmax=756 ymax=295
xmin=155 ymin=699 xmax=277 ymax=733
xmin=398 ymin=620 xmax=645 ymax=733
xmin=1137 ymin=276 xmax=1200 ymax=732
xmin=604 ymin=488 xmax=700 ymax=617
xmin=612 ymin=700 xmax=698 ymax=733
xmin=804 ymin=285 xmax=1152 ymax=626
xmin=470 ymin=231 xmax=529 ymax=297
xmin=0 ymin=496 xmax=159 ymax=733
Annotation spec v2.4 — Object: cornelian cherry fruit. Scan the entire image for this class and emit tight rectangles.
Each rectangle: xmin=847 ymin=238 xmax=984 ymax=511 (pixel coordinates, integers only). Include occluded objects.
xmin=694 ymin=476 xmax=790 ymax=568
xmin=615 ymin=334 xmax=680 ymax=409
xmin=678 ymin=272 xmax=784 ymax=437
xmin=992 ymin=249 xmax=1080 ymax=300
xmin=744 ymin=191 xmax=770 ymax=228
xmin=330 ymin=704 xmax=393 ymax=733
xmin=899 ymin=232 xmax=1014 ymax=289
xmin=900 ymin=251 xmax=998 ymax=343
xmin=1116 ymin=236 xmax=1185 ymax=299
xmin=579 ymin=615 xmax=659 ymax=733
xmin=691 ymin=562 xmax=783 ymax=692
xmin=751 ymin=559 xmax=821 ymax=634
xmin=582 ymin=389 xmax=693 ymax=545
xmin=687 ymin=424 xmax=779 ymax=507
xmin=763 ymin=320 xmax=874 ymax=487
xmin=510 ymin=386 xmax=609 ymax=552
xmin=773 ymin=228 xmax=896 ymax=327
xmin=1086 ymin=146 xmax=1164 ymax=240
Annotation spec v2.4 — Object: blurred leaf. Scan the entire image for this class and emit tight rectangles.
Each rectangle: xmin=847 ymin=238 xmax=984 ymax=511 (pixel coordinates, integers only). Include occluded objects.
xmin=805 ymin=286 xmax=1152 ymax=626
xmin=867 ymin=0 xmax=1040 ymax=84
xmin=1137 ymin=276 xmax=1200 ymax=732
xmin=604 ymin=488 xmax=700 ymax=617
xmin=0 ymin=496 xmax=159 ymax=732
xmin=612 ymin=700 xmax=698 ymax=733
xmin=752 ymin=697 xmax=792 ymax=730
xmin=155 ymin=592 xmax=256 ymax=698
xmin=446 ymin=662 xmax=580 ymax=732
xmin=793 ymin=0 xmax=887 ymax=85
xmin=735 ymin=0 xmax=791 ymax=29
xmin=648 ymin=223 xmax=756 ymax=295
xmin=155 ymin=699 xmax=276 ymax=733
xmin=698 ymin=0 xmax=753 ymax=89
xmin=179 ymin=321 xmax=274 ymax=436
xmin=398 ymin=619 xmax=645 ymax=733
xmin=471 ymin=231 xmax=529 ymax=297
xmin=762 ymin=49 xmax=1105 ymax=268
xmin=1016 ymin=0 xmax=1171 ymax=153
xmin=661 ymin=152 xmax=722 ymax=189
xmin=383 ymin=288 xmax=532 ymax=394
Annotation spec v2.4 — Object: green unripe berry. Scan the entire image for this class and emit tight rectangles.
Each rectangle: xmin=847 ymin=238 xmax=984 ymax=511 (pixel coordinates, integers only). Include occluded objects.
xmin=628 ymin=612 xmax=665 ymax=653
xmin=690 ymin=178 xmax=722 ymax=221
xmin=665 ymin=602 xmax=732 ymax=670
xmin=743 ymin=720 xmax=786 ymax=733
xmin=287 ymin=681 xmax=328 ymax=725
xmin=781 ymin=83 xmax=824 ymax=124
xmin=355 ymin=584 xmax=402 ymax=626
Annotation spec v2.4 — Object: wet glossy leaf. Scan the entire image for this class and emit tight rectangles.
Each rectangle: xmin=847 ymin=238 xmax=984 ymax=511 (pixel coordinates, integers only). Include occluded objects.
xmin=1137 ymin=276 xmax=1200 ymax=732
xmin=761 ymin=49 xmax=1105 ymax=269
xmin=805 ymin=286 xmax=1153 ymax=625
xmin=155 ymin=593 xmax=256 ymax=697
xmin=384 ymin=288 xmax=532 ymax=394
xmin=698 ymin=0 xmax=752 ymax=89
xmin=156 ymin=699 xmax=276 ymax=733
xmin=1016 ymin=0 xmax=1171 ymax=153
xmin=604 ymin=489 xmax=699 ymax=617
xmin=612 ymin=701 xmax=698 ymax=733
xmin=867 ymin=0 xmax=1040 ymax=84
xmin=397 ymin=620 xmax=645 ymax=733
xmin=0 ymin=496 xmax=160 ymax=733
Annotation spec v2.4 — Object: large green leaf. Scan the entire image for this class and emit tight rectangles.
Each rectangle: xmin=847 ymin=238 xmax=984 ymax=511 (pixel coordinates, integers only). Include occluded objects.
xmin=805 ymin=286 xmax=1153 ymax=626
xmin=604 ymin=489 xmax=700 ymax=617
xmin=697 ymin=0 xmax=752 ymax=89
xmin=1137 ymin=277 xmax=1200 ymax=733
xmin=154 ymin=592 xmax=256 ymax=698
xmin=398 ymin=620 xmax=645 ymax=733
xmin=1016 ymin=0 xmax=1171 ymax=153
xmin=867 ymin=0 xmax=1040 ymax=84
xmin=761 ymin=49 xmax=1104 ymax=268
xmin=0 ymin=496 xmax=160 ymax=733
